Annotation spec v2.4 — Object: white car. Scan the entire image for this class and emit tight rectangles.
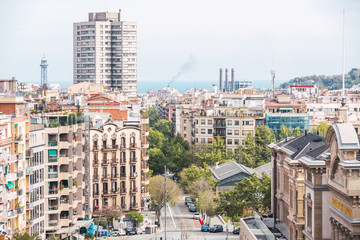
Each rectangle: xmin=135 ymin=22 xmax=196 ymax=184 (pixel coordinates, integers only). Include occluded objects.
xmin=111 ymin=228 xmax=126 ymax=236
xmin=193 ymin=212 xmax=200 ymax=219
xmin=135 ymin=227 xmax=143 ymax=234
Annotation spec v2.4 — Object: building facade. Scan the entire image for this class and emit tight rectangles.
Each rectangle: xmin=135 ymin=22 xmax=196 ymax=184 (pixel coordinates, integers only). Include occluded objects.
xmin=89 ymin=118 xmax=149 ymax=219
xmin=73 ymin=11 xmax=137 ymax=97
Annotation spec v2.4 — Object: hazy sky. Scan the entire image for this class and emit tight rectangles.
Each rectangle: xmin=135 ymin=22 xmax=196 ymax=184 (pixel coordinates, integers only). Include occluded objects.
xmin=1 ymin=0 xmax=360 ymax=90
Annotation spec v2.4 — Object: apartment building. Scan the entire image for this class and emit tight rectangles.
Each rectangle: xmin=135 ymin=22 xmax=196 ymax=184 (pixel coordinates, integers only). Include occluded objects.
xmin=30 ymin=114 xmax=87 ymax=238
xmin=0 ymin=95 xmax=30 ymax=237
xmin=89 ymin=117 xmax=149 ymax=219
xmin=27 ymin=125 xmax=45 ymax=239
xmin=73 ymin=11 xmax=137 ymax=97
xmin=192 ymin=108 xmax=263 ymax=152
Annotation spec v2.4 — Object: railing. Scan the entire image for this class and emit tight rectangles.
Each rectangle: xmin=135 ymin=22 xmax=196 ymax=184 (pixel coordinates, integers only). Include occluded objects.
xmin=102 ymin=174 xmax=109 ymax=180
xmin=60 ymin=154 xmax=68 ymax=158
xmin=48 ymin=172 xmax=58 ymax=179
xmin=93 ymin=191 xmax=99 ymax=196
xmin=213 ymin=123 xmax=226 ymax=127
xmin=112 ymin=145 xmax=118 ymax=149
xmin=111 ymin=158 xmax=118 ymax=164
xmin=129 ymin=143 xmax=136 ymax=148
xmin=93 ymin=159 xmax=99 ymax=165
xmin=213 ymin=133 xmax=226 ymax=137
xmin=120 ymin=188 xmax=126 ymax=194
xmin=93 ymin=175 xmax=99 ymax=180
xmin=130 ymin=203 xmax=138 ymax=209
xmin=93 ymin=146 xmax=98 ymax=151
xmin=120 ymin=204 xmax=127 ymax=209
xmin=120 ymin=173 xmax=126 ymax=178
xmin=130 ymin=172 xmax=137 ymax=178
xmin=112 ymin=188 xmax=118 ymax=194
xmin=111 ymin=174 xmax=118 ymax=179
xmin=130 ymin=187 xmax=137 ymax=193
xmin=49 ymin=220 xmax=58 ymax=226
xmin=48 ymin=189 xmax=58 ymax=194
xmin=120 ymin=144 xmax=126 ymax=150
xmin=130 ymin=157 xmax=137 ymax=163
xmin=120 ymin=159 xmax=126 ymax=165
xmin=48 ymin=156 xmax=58 ymax=162
xmin=49 ymin=205 xmax=58 ymax=210
xmin=102 ymin=159 xmax=108 ymax=165
xmin=48 ymin=141 xmax=58 ymax=146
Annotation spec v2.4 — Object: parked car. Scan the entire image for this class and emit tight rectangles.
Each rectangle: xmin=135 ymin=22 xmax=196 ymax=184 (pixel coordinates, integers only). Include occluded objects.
xmin=233 ymin=227 xmax=240 ymax=234
xmin=125 ymin=228 xmax=137 ymax=235
xmin=185 ymin=197 xmax=191 ymax=202
xmin=201 ymin=224 xmax=210 ymax=232
xmin=186 ymin=199 xmax=193 ymax=206
xmin=187 ymin=203 xmax=195 ymax=208
xmin=210 ymin=225 xmax=223 ymax=233
xmin=135 ymin=227 xmax=142 ymax=234
xmin=193 ymin=212 xmax=200 ymax=219
xmin=188 ymin=205 xmax=197 ymax=212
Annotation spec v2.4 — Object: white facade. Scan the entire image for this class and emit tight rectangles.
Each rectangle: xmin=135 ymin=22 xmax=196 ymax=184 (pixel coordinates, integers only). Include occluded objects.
xmin=73 ymin=12 xmax=137 ymax=97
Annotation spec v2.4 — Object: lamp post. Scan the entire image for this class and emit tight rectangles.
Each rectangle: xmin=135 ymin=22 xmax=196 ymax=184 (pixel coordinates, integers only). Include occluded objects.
xmin=164 ymin=165 xmax=167 ymax=240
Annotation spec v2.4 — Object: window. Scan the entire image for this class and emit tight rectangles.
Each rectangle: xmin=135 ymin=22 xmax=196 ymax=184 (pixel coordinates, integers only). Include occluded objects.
xmin=227 ymin=139 xmax=233 ymax=145
xmin=208 ymin=120 xmax=213 ymax=125
xmin=235 ymin=120 xmax=240 ymax=126
xmin=227 ymin=120 xmax=232 ymax=126
xmin=201 ymin=138 xmax=205 ymax=144
xmin=234 ymin=130 xmax=240 ymax=135
xmin=207 ymin=129 xmax=212 ymax=134
xmin=112 ymin=182 xmax=117 ymax=192
xmin=227 ymin=130 xmax=232 ymax=135
xmin=235 ymin=139 xmax=239 ymax=145
xmin=201 ymin=129 xmax=206 ymax=134
xmin=208 ymin=138 xmax=213 ymax=144
xmin=242 ymin=130 xmax=252 ymax=136
xmin=201 ymin=120 xmax=206 ymax=125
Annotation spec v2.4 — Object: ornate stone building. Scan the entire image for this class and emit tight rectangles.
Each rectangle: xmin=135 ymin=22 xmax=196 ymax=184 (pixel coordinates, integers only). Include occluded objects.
xmin=89 ymin=119 xmax=149 ymax=218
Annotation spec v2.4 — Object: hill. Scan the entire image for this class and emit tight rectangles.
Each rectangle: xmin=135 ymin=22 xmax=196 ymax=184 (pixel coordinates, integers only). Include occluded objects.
xmin=280 ymin=68 xmax=360 ymax=90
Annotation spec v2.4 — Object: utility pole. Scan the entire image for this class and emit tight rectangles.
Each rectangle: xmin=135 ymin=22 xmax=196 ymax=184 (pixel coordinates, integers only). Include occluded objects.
xmin=164 ymin=165 xmax=167 ymax=240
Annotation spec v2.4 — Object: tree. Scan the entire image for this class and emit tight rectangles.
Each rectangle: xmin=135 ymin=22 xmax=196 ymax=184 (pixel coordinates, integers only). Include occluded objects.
xmin=148 ymin=148 xmax=166 ymax=175
xmin=148 ymin=175 xmax=182 ymax=219
xmin=197 ymin=136 xmax=235 ymax=166
xmin=153 ymin=120 xmax=173 ymax=140
xmin=94 ymin=206 xmax=121 ymax=228
xmin=148 ymin=128 xmax=165 ymax=149
xmin=186 ymin=177 xmax=212 ymax=200
xmin=163 ymin=134 xmax=191 ymax=175
xmin=146 ymin=107 xmax=159 ymax=127
xmin=179 ymin=165 xmax=217 ymax=190
xmin=13 ymin=231 xmax=41 ymax=240
xmin=311 ymin=121 xmax=329 ymax=137
xmin=128 ymin=211 xmax=144 ymax=227
xmin=259 ymin=172 xmax=271 ymax=212
xmin=197 ymin=189 xmax=217 ymax=224
xmin=277 ymin=126 xmax=303 ymax=140
xmin=215 ymin=189 xmax=244 ymax=225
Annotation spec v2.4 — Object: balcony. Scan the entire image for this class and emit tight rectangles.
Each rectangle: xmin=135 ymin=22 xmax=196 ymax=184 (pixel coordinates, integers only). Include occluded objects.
xmin=129 ymin=143 xmax=136 ymax=149
xmin=8 ymin=210 xmax=16 ymax=218
xmin=49 ymin=220 xmax=58 ymax=226
xmin=102 ymin=174 xmax=109 ymax=180
xmin=48 ymin=156 xmax=58 ymax=163
xmin=130 ymin=187 xmax=138 ymax=193
xmin=26 ymin=167 xmax=34 ymax=175
xmin=48 ymin=189 xmax=58 ymax=195
xmin=93 ymin=175 xmax=99 ymax=181
xmin=111 ymin=174 xmax=118 ymax=179
xmin=120 ymin=173 xmax=126 ymax=179
xmin=130 ymin=203 xmax=139 ymax=210
xmin=93 ymin=191 xmax=99 ymax=196
xmin=120 ymin=145 xmax=126 ymax=151
xmin=120 ymin=159 xmax=126 ymax=165
xmin=111 ymin=188 xmax=118 ymax=194
xmin=93 ymin=159 xmax=99 ymax=165
xmin=17 ymin=189 xmax=24 ymax=196
xmin=48 ymin=205 xmax=58 ymax=211
xmin=101 ymin=159 xmax=108 ymax=165
xmin=111 ymin=145 xmax=118 ymax=149
xmin=60 ymin=172 xmax=69 ymax=179
xmin=130 ymin=172 xmax=137 ymax=179
xmin=59 ymin=141 xmax=69 ymax=149
xmin=17 ymin=170 xmax=24 ymax=178
xmin=26 ymin=149 xmax=33 ymax=158
xmin=48 ymin=141 xmax=58 ymax=147
xmin=93 ymin=146 xmax=99 ymax=151
xmin=59 ymin=218 xmax=70 ymax=226
xmin=111 ymin=158 xmax=118 ymax=164
xmin=59 ymin=155 xmax=69 ymax=165
xmin=6 ymin=173 xmax=17 ymax=182
xmin=130 ymin=157 xmax=137 ymax=163
xmin=120 ymin=204 xmax=127 ymax=210
xmin=120 ymin=188 xmax=126 ymax=195
xmin=213 ymin=123 xmax=226 ymax=128
xmin=48 ymin=172 xmax=58 ymax=179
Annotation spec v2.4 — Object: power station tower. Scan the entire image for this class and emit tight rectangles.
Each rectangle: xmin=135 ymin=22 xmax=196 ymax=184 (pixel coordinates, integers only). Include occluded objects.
xmin=40 ymin=56 xmax=48 ymax=91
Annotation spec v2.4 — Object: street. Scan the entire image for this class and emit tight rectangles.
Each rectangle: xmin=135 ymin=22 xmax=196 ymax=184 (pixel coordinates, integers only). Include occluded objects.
xmin=108 ymin=197 xmax=239 ymax=240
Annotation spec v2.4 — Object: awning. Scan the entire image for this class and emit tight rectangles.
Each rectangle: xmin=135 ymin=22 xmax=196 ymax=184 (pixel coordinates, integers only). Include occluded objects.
xmin=48 ymin=150 xmax=57 ymax=156
xmin=279 ymin=107 xmax=293 ymax=111
xmin=6 ymin=181 xmax=14 ymax=189
xmin=49 ymin=197 xmax=58 ymax=200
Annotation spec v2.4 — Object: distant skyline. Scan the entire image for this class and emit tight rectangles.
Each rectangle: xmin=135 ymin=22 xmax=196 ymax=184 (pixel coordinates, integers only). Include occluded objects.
xmin=1 ymin=0 xmax=360 ymax=92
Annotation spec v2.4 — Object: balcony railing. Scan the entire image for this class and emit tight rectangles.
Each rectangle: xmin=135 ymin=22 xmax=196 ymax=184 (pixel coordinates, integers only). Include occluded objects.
xmin=102 ymin=174 xmax=109 ymax=180
xmin=93 ymin=146 xmax=98 ymax=151
xmin=93 ymin=191 xmax=99 ymax=196
xmin=120 ymin=159 xmax=126 ymax=165
xmin=120 ymin=173 xmax=126 ymax=178
xmin=120 ymin=204 xmax=127 ymax=209
xmin=48 ymin=172 xmax=58 ymax=179
xmin=130 ymin=187 xmax=138 ymax=193
xmin=102 ymin=160 xmax=108 ymax=165
xmin=130 ymin=172 xmax=137 ymax=178
xmin=120 ymin=188 xmax=126 ymax=194
xmin=130 ymin=157 xmax=137 ymax=163
xmin=112 ymin=145 xmax=118 ymax=149
xmin=49 ymin=189 xmax=58 ymax=195
xmin=93 ymin=159 xmax=99 ymax=165
xmin=120 ymin=144 xmax=126 ymax=150
xmin=49 ymin=220 xmax=58 ymax=226
xmin=48 ymin=141 xmax=58 ymax=147
xmin=214 ymin=123 xmax=226 ymax=127
xmin=48 ymin=156 xmax=58 ymax=162
xmin=130 ymin=203 xmax=138 ymax=209
xmin=129 ymin=143 xmax=136 ymax=148
xmin=93 ymin=175 xmax=99 ymax=180
xmin=111 ymin=159 xmax=118 ymax=164
xmin=111 ymin=174 xmax=118 ymax=179
xmin=49 ymin=205 xmax=58 ymax=210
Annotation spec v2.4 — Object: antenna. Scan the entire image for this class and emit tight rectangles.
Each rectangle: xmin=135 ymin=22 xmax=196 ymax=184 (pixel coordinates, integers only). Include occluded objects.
xmin=341 ymin=9 xmax=346 ymax=107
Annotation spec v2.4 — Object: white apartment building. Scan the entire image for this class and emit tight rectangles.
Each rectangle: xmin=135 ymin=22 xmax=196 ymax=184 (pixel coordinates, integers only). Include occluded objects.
xmin=73 ymin=11 xmax=137 ymax=97
xmin=27 ymin=126 xmax=45 ymax=239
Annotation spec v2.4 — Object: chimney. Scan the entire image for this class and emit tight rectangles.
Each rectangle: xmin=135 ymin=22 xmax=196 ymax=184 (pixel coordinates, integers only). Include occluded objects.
xmin=231 ymin=68 xmax=235 ymax=92
xmin=219 ymin=68 xmax=223 ymax=92
xmin=225 ymin=68 xmax=228 ymax=93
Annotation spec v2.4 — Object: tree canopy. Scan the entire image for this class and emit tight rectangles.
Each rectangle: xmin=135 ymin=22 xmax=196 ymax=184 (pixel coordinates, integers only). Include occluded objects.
xmin=128 ymin=211 xmax=144 ymax=227
xmin=311 ymin=121 xmax=329 ymax=137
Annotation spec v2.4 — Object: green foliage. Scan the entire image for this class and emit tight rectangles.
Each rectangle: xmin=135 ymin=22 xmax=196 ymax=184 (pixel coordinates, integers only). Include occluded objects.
xmin=84 ymin=233 xmax=95 ymax=240
xmin=277 ymin=125 xmax=304 ymax=140
xmin=148 ymin=148 xmax=166 ymax=175
xmin=128 ymin=211 xmax=144 ymax=227
xmin=153 ymin=119 xmax=173 ymax=140
xmin=197 ymin=189 xmax=217 ymax=217
xmin=13 ymin=231 xmax=41 ymax=240
xmin=215 ymin=189 xmax=244 ymax=224
xmin=94 ymin=219 xmax=108 ymax=228
xmin=241 ymin=125 xmax=276 ymax=168
xmin=310 ymin=121 xmax=329 ymax=137
xmin=146 ymin=107 xmax=159 ymax=127
xmin=148 ymin=175 xmax=182 ymax=218
xmin=179 ymin=165 xmax=217 ymax=190
xmin=148 ymin=128 xmax=165 ymax=149
xmin=162 ymin=134 xmax=190 ymax=174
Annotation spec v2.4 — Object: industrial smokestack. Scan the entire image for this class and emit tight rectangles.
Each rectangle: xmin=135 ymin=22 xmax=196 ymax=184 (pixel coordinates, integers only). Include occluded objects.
xmin=225 ymin=68 xmax=228 ymax=93
xmin=231 ymin=68 xmax=235 ymax=92
xmin=219 ymin=68 xmax=223 ymax=92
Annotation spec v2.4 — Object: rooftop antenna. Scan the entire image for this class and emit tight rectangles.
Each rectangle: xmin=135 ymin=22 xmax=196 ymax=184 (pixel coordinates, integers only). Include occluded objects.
xmin=341 ymin=9 xmax=346 ymax=107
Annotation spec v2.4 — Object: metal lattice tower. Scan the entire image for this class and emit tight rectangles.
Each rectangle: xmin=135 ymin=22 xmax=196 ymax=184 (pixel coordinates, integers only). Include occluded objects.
xmin=40 ymin=56 xmax=48 ymax=90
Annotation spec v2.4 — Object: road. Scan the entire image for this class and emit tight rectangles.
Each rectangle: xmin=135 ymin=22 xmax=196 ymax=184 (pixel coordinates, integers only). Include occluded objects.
xmin=108 ymin=197 xmax=239 ymax=240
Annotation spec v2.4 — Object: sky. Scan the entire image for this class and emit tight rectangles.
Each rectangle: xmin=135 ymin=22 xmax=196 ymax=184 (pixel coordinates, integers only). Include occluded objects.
xmin=1 ymin=0 xmax=360 ymax=92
